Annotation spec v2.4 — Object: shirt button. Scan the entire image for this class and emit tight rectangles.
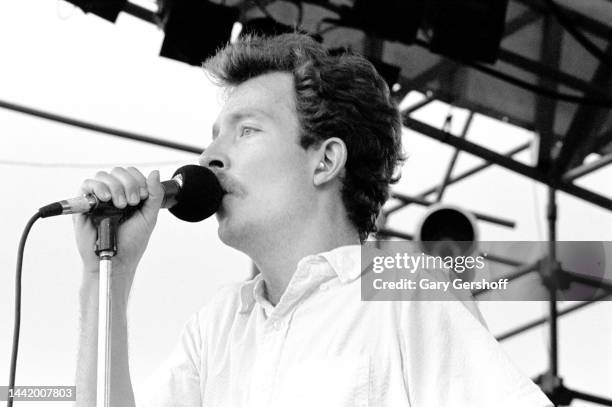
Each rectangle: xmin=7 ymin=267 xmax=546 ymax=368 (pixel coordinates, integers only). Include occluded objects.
xmin=272 ymin=320 xmax=282 ymax=330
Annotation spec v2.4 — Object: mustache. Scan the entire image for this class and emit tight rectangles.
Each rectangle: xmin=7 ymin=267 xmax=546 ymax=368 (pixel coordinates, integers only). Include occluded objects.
xmin=214 ymin=170 xmax=246 ymax=196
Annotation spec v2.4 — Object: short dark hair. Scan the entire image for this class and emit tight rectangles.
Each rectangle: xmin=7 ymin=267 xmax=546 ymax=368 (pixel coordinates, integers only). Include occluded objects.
xmin=204 ymin=33 xmax=404 ymax=242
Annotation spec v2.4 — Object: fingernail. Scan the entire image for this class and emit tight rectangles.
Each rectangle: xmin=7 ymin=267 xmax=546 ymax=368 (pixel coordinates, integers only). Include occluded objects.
xmin=130 ymin=193 xmax=139 ymax=204
xmin=117 ymin=196 xmax=126 ymax=207
xmin=140 ymin=187 xmax=148 ymax=198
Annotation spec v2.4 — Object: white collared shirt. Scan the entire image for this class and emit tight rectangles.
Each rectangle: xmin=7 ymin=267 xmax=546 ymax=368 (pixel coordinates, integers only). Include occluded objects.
xmin=138 ymin=245 xmax=551 ymax=407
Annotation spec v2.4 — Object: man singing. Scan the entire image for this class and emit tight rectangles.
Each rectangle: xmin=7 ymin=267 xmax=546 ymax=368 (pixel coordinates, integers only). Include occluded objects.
xmin=74 ymin=33 xmax=551 ymax=406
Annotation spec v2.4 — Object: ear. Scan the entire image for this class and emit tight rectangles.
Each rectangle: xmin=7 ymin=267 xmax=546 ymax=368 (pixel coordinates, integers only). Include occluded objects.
xmin=313 ymin=137 xmax=348 ymax=187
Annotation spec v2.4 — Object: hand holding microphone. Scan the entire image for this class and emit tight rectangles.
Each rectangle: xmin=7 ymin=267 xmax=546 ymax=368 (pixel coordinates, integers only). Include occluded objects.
xmin=60 ymin=165 xmax=223 ymax=276
xmin=3 ymin=165 xmax=223 ymax=407
xmin=72 ymin=167 xmax=163 ymax=275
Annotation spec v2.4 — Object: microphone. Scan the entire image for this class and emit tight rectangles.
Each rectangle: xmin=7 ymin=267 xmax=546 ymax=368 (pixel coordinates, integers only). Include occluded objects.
xmin=38 ymin=165 xmax=224 ymax=223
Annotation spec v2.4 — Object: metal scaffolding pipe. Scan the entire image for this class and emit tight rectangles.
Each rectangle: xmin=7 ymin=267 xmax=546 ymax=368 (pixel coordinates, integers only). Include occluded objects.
xmin=402 ymin=116 xmax=612 ymax=211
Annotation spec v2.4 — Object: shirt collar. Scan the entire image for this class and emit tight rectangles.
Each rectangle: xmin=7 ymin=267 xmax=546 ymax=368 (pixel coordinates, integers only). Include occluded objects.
xmin=238 ymin=244 xmax=363 ymax=314
xmin=318 ymin=244 xmax=363 ymax=283
xmin=239 ymin=274 xmax=263 ymax=314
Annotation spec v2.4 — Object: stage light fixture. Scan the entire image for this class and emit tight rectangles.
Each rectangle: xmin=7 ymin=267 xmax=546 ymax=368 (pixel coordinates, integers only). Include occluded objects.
xmin=425 ymin=0 xmax=509 ymax=63
xmin=415 ymin=204 xmax=479 ymax=257
xmin=64 ymin=0 xmax=127 ymax=22
xmin=340 ymin=0 xmax=425 ymax=45
xmin=160 ymin=0 xmax=240 ymax=66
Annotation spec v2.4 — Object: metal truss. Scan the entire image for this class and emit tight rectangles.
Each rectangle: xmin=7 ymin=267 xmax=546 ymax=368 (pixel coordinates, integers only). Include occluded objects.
xmin=3 ymin=0 xmax=612 ymax=404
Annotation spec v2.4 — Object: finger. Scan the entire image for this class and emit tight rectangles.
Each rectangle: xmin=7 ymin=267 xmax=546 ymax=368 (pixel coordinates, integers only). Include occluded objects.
xmin=111 ymin=167 xmax=142 ymax=206
xmin=126 ymin=167 xmax=148 ymax=199
xmin=141 ymin=170 xmax=164 ymax=218
xmin=94 ymin=171 xmax=128 ymax=208
xmin=74 ymin=178 xmax=112 ymax=230
xmin=80 ymin=178 xmax=112 ymax=202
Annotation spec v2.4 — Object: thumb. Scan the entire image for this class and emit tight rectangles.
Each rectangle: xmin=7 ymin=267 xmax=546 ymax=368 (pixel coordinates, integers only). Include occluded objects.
xmin=141 ymin=170 xmax=164 ymax=220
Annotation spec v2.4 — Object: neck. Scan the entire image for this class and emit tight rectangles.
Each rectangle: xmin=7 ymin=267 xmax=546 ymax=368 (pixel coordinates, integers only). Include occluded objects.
xmin=249 ymin=216 xmax=359 ymax=305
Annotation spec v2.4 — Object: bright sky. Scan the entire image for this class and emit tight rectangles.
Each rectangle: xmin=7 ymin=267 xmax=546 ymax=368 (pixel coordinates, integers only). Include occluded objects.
xmin=1 ymin=1 xmax=611 ymax=405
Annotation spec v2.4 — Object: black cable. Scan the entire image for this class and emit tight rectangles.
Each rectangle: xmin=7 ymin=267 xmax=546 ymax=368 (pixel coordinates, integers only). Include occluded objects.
xmin=412 ymin=39 xmax=612 ymax=108
xmin=7 ymin=212 xmax=41 ymax=407
xmin=544 ymin=0 xmax=612 ymax=68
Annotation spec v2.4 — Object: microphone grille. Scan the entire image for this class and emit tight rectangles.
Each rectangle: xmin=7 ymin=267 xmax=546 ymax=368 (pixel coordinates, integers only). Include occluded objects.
xmin=168 ymin=165 xmax=223 ymax=222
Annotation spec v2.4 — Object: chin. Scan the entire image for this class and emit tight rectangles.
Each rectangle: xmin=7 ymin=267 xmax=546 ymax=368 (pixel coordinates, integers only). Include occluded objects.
xmin=216 ymin=217 xmax=248 ymax=250
xmin=216 ymin=218 xmax=233 ymax=244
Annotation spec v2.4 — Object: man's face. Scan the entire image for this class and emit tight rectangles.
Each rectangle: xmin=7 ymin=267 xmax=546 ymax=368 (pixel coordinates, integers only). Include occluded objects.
xmin=201 ymin=72 xmax=317 ymax=249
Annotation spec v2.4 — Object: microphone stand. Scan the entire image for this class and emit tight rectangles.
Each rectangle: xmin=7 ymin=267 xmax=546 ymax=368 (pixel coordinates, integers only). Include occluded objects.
xmin=92 ymin=212 xmax=122 ymax=407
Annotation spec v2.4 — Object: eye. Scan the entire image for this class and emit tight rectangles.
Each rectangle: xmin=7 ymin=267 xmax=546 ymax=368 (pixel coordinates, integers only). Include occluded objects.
xmin=240 ymin=127 xmax=258 ymax=137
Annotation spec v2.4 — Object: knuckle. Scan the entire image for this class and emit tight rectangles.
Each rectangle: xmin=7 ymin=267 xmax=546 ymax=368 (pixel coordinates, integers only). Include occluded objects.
xmin=128 ymin=167 xmax=146 ymax=183
xmin=106 ymin=179 xmax=123 ymax=193
xmin=79 ymin=179 xmax=95 ymax=193
xmin=81 ymin=178 xmax=95 ymax=187
xmin=124 ymin=176 xmax=139 ymax=190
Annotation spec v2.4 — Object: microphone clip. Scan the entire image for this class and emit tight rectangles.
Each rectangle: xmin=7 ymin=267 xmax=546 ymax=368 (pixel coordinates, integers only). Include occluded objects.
xmin=90 ymin=198 xmax=142 ymax=257
xmin=93 ymin=214 xmax=121 ymax=258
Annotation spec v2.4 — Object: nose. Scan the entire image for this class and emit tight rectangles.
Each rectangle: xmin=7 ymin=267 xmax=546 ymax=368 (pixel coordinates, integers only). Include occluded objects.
xmin=198 ymin=146 xmax=228 ymax=170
